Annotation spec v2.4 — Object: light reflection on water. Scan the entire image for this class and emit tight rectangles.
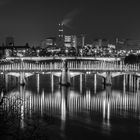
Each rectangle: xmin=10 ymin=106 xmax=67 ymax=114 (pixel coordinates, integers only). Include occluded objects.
xmin=0 ymin=74 xmax=140 ymax=139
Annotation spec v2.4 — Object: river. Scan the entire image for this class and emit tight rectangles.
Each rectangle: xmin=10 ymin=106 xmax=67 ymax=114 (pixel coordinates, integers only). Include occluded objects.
xmin=0 ymin=73 xmax=140 ymax=140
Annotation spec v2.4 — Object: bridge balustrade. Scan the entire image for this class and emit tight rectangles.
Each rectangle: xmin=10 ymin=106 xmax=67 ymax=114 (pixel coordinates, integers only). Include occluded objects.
xmin=0 ymin=61 xmax=140 ymax=72
xmin=66 ymin=61 xmax=140 ymax=72
xmin=0 ymin=62 xmax=63 ymax=72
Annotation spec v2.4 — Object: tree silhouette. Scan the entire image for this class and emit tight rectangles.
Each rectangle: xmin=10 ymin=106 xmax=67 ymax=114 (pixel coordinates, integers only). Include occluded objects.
xmin=0 ymin=94 xmax=63 ymax=140
xmin=124 ymin=54 xmax=137 ymax=64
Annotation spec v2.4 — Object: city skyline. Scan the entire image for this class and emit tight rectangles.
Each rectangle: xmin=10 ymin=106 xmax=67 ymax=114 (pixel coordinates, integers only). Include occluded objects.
xmin=0 ymin=0 xmax=140 ymax=46
xmin=1 ymin=1 xmax=140 ymax=139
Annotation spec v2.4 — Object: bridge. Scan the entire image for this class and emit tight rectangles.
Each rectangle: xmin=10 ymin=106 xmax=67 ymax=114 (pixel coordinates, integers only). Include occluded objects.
xmin=5 ymin=56 xmax=122 ymax=61
xmin=0 ymin=56 xmax=140 ymax=86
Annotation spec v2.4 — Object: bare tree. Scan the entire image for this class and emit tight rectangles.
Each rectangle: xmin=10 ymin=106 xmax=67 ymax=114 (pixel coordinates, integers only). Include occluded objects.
xmin=0 ymin=94 xmax=62 ymax=140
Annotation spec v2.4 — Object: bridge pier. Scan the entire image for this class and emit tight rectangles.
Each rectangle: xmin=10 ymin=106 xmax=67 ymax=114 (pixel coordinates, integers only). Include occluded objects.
xmin=80 ymin=74 xmax=83 ymax=93
xmin=5 ymin=74 xmax=8 ymax=90
xmin=129 ymin=74 xmax=132 ymax=89
xmin=137 ymin=77 xmax=140 ymax=92
xmin=133 ymin=75 xmax=136 ymax=92
xmin=60 ymin=86 xmax=67 ymax=130
xmin=102 ymin=77 xmax=106 ymax=89
xmin=105 ymin=72 xmax=112 ymax=86
xmin=60 ymin=69 xmax=70 ymax=86
xmin=103 ymin=86 xmax=111 ymax=122
xmin=51 ymin=73 xmax=54 ymax=93
xmin=37 ymin=73 xmax=40 ymax=94
xmin=123 ymin=74 xmax=126 ymax=93
xmin=94 ymin=74 xmax=97 ymax=93
xmin=125 ymin=74 xmax=128 ymax=86
xmin=60 ymin=60 xmax=70 ymax=86
xmin=19 ymin=72 xmax=26 ymax=86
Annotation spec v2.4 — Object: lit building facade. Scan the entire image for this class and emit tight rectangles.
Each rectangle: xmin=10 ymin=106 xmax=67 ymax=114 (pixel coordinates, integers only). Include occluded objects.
xmin=64 ymin=35 xmax=77 ymax=48
xmin=63 ymin=34 xmax=85 ymax=54
xmin=40 ymin=37 xmax=56 ymax=48
xmin=0 ymin=45 xmax=30 ymax=57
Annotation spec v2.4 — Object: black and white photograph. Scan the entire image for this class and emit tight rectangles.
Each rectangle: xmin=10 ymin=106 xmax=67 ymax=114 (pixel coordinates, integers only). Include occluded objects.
xmin=0 ymin=0 xmax=140 ymax=139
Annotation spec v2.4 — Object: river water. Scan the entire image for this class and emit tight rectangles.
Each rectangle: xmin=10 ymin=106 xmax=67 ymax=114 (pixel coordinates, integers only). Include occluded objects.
xmin=0 ymin=73 xmax=140 ymax=140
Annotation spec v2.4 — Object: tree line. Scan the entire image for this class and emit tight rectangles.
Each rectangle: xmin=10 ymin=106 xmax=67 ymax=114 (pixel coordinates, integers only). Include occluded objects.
xmin=124 ymin=54 xmax=140 ymax=64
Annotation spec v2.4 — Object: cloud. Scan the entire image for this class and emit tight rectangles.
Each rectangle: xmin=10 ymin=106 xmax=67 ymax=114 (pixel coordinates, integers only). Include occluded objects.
xmin=62 ymin=8 xmax=81 ymax=26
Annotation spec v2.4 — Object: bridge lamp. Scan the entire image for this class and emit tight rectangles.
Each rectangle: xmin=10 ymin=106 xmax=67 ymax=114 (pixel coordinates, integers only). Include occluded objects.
xmin=36 ymin=49 xmax=40 ymax=57
xmin=65 ymin=49 xmax=68 ymax=56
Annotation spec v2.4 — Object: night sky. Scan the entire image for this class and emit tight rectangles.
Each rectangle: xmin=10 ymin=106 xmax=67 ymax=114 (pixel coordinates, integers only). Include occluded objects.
xmin=0 ymin=0 xmax=140 ymax=46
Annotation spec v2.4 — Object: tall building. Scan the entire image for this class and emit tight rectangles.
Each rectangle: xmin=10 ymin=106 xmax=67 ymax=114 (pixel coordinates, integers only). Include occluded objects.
xmin=58 ymin=23 xmax=64 ymax=39
xmin=57 ymin=22 xmax=85 ymax=51
xmin=64 ymin=35 xmax=85 ymax=48
xmin=64 ymin=35 xmax=77 ymax=48
xmin=77 ymin=35 xmax=85 ymax=48
xmin=63 ymin=34 xmax=85 ymax=55
xmin=57 ymin=23 xmax=64 ymax=49
xmin=93 ymin=38 xmax=108 ymax=49
xmin=41 ymin=37 xmax=56 ymax=48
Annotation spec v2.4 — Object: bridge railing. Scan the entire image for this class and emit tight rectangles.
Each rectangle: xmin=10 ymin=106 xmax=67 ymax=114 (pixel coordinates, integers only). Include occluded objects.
xmin=67 ymin=61 xmax=140 ymax=72
xmin=0 ymin=62 xmax=63 ymax=72
xmin=0 ymin=61 xmax=140 ymax=72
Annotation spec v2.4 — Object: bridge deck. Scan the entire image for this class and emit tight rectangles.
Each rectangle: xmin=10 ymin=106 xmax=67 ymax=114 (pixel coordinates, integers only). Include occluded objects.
xmin=5 ymin=56 xmax=122 ymax=61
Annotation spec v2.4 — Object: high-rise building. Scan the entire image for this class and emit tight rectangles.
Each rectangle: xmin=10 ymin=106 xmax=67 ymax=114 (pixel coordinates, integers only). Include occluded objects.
xmin=64 ymin=35 xmax=77 ymax=48
xmin=58 ymin=23 xmax=64 ymax=39
xmin=93 ymin=38 xmax=108 ymax=49
xmin=76 ymin=35 xmax=85 ymax=48
xmin=57 ymin=21 xmax=85 ymax=51
xmin=40 ymin=37 xmax=56 ymax=48
xmin=57 ymin=23 xmax=64 ymax=49
xmin=63 ymin=34 xmax=85 ymax=55
xmin=64 ymin=35 xmax=72 ymax=48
